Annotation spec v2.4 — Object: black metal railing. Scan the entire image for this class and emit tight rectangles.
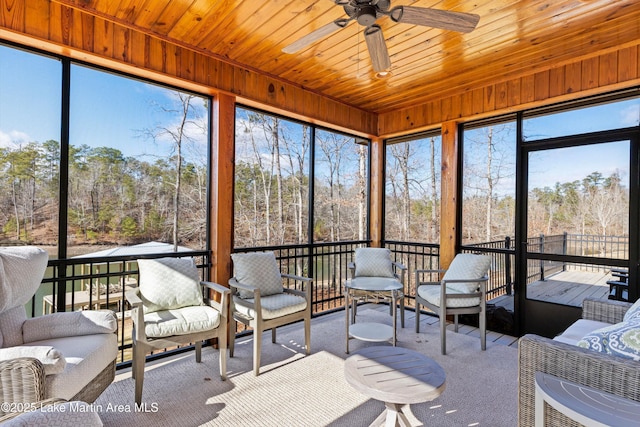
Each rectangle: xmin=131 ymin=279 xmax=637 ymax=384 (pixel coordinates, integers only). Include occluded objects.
xmin=27 ymin=233 xmax=629 ymax=367
xmin=234 ymin=240 xmax=368 ymax=314
xmin=32 ymin=250 xmax=210 ymax=366
xmin=464 ymin=237 xmax=515 ymax=300
xmin=384 ymin=241 xmax=440 ymax=304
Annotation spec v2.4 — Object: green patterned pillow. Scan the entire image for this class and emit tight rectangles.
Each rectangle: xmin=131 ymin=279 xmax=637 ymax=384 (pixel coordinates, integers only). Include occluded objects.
xmin=577 ymin=318 xmax=640 ymax=361
xmin=138 ymin=257 xmax=203 ymax=313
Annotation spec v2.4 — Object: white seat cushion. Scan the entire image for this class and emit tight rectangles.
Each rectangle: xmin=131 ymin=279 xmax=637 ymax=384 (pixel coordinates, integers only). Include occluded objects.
xmin=553 ymin=319 xmax=612 ymax=345
xmin=233 ymin=293 xmax=307 ymax=320
xmin=144 ymin=305 xmax=221 ymax=338
xmin=417 ymin=284 xmax=481 ymax=308
xmin=26 ymin=334 xmax=117 ymax=401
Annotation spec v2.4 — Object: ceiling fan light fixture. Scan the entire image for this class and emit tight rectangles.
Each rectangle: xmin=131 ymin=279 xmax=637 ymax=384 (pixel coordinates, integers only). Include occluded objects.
xmin=375 ymin=70 xmax=391 ymax=79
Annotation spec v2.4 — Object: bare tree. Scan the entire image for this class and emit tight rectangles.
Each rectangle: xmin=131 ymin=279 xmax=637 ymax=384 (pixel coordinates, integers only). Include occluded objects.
xmin=142 ymin=93 xmax=205 ymax=251
xmin=463 ymin=125 xmax=515 ymax=242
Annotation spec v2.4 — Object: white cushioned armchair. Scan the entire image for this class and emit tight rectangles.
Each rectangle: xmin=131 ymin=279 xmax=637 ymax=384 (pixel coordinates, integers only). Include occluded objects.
xmin=415 ymin=253 xmax=491 ymax=355
xmin=347 ymin=247 xmax=407 ymax=328
xmin=126 ymin=257 xmax=229 ymax=405
xmin=0 ymin=246 xmax=118 ymax=418
xmin=229 ymin=251 xmax=311 ymax=376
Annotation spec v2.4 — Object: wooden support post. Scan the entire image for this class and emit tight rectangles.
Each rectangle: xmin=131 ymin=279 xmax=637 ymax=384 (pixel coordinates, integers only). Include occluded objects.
xmin=369 ymin=136 xmax=384 ymax=248
xmin=440 ymin=121 xmax=459 ymax=270
xmin=211 ymin=93 xmax=235 ymax=287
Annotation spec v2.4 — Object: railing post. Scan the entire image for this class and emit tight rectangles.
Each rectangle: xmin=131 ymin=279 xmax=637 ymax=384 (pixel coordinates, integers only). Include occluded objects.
xmin=562 ymin=232 xmax=568 ymax=272
xmin=539 ymin=234 xmax=545 ymax=281
xmin=505 ymin=236 xmax=512 ymax=295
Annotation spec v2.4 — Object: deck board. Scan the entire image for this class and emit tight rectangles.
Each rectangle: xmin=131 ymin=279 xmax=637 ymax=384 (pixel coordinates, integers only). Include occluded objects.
xmin=489 ymin=270 xmax=613 ymax=311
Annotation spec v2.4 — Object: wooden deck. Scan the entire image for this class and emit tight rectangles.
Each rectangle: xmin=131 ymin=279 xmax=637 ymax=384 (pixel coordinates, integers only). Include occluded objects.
xmin=490 ymin=270 xmax=613 ymax=311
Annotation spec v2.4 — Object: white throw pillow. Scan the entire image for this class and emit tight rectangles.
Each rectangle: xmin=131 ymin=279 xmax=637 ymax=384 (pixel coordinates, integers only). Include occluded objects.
xmin=0 ymin=246 xmax=49 ymax=312
xmin=354 ymin=248 xmax=395 ymax=278
xmin=138 ymin=257 xmax=203 ymax=313
xmin=231 ymin=252 xmax=283 ymax=299
xmin=442 ymin=254 xmax=491 ymax=293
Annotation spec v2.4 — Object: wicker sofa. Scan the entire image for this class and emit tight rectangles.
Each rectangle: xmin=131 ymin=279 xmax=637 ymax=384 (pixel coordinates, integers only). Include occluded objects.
xmin=518 ymin=298 xmax=640 ymax=426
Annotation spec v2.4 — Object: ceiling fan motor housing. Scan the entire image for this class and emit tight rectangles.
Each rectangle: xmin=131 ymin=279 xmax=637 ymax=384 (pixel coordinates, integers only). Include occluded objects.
xmin=356 ymin=5 xmax=377 ymax=26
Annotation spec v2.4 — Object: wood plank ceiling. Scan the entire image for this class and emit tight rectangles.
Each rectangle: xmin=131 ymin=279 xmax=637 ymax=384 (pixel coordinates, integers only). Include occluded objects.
xmin=53 ymin=0 xmax=640 ymax=115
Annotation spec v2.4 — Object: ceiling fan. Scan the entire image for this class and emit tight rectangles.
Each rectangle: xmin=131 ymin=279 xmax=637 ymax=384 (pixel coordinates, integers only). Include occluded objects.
xmin=282 ymin=0 xmax=480 ymax=74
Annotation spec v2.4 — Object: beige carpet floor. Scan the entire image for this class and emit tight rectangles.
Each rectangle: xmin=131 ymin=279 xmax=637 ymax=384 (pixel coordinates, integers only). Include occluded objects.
xmin=95 ymin=308 xmax=518 ymax=426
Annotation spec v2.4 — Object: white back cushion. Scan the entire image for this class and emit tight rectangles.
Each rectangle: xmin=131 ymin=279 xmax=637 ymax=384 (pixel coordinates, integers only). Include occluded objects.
xmin=231 ymin=251 xmax=283 ymax=299
xmin=0 ymin=246 xmax=48 ymax=312
xmin=354 ymin=248 xmax=394 ymax=278
xmin=442 ymin=253 xmax=491 ymax=293
xmin=138 ymin=257 xmax=203 ymax=313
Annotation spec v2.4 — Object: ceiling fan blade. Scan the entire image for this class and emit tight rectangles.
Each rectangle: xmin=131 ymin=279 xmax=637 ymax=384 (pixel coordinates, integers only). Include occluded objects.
xmin=390 ymin=6 xmax=480 ymax=33
xmin=282 ymin=19 xmax=349 ymax=54
xmin=364 ymin=25 xmax=391 ymax=72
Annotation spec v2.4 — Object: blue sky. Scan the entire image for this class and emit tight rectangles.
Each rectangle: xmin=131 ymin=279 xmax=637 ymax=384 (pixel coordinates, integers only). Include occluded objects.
xmin=1 ymin=43 xmax=638 ymax=187
xmin=0 ymin=45 xmax=207 ymax=163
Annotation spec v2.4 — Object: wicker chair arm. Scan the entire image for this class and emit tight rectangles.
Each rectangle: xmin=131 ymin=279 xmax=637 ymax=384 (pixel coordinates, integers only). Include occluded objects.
xmin=582 ymin=297 xmax=632 ymax=323
xmin=0 ymin=358 xmax=46 ymax=415
xmin=518 ymin=334 xmax=640 ymax=427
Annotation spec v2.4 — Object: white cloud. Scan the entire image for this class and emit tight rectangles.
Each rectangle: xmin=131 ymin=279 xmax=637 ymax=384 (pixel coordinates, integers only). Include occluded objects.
xmin=620 ymin=103 xmax=640 ymax=126
xmin=0 ymin=129 xmax=30 ymax=148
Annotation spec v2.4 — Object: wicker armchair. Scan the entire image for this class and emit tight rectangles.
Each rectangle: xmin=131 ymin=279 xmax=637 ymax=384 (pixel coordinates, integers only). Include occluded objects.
xmin=518 ymin=298 xmax=640 ymax=426
xmin=0 ymin=246 xmax=117 ymax=418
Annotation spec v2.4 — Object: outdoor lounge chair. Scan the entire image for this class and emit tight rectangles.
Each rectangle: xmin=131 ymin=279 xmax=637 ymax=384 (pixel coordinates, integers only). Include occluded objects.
xmin=126 ymin=257 xmax=229 ymax=405
xmin=347 ymin=247 xmax=407 ymax=328
xmin=415 ymin=253 xmax=491 ymax=354
xmin=228 ymin=251 xmax=311 ymax=376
